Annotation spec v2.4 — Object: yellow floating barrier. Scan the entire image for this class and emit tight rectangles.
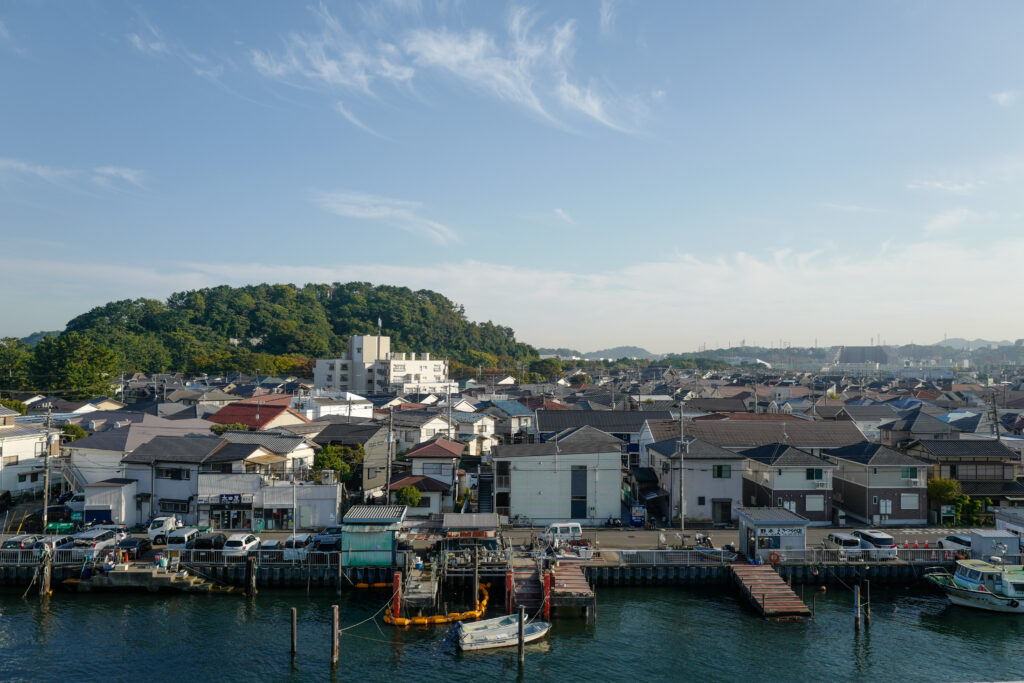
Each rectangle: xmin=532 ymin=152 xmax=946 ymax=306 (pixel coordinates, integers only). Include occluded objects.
xmin=382 ymin=585 xmax=490 ymax=627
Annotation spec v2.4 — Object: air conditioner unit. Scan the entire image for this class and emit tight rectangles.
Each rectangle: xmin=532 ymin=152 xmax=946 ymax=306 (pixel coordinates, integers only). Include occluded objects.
xmin=815 ymin=481 xmax=829 ymax=489
xmin=321 ymin=470 xmax=337 ymax=485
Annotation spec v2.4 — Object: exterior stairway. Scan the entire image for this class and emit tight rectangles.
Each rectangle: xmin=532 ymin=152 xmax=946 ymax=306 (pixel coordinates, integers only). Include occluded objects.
xmin=513 ymin=562 xmax=542 ymax=613
xmin=476 ymin=470 xmax=493 ymax=513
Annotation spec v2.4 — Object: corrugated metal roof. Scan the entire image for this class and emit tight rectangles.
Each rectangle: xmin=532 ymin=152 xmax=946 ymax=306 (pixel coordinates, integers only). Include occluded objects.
xmin=442 ymin=513 xmax=499 ymax=529
xmin=736 ymin=506 xmax=810 ymax=524
xmin=343 ymin=505 xmax=407 ymax=524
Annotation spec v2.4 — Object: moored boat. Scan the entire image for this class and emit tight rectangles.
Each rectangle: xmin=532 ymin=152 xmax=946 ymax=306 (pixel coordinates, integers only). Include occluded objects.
xmin=456 ymin=613 xmax=551 ymax=651
xmin=926 ymin=558 xmax=1024 ymax=614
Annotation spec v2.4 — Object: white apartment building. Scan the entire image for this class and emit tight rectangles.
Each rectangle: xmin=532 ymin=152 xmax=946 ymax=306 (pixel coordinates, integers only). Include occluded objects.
xmin=290 ymin=390 xmax=374 ymax=421
xmin=313 ymin=335 xmax=458 ymax=395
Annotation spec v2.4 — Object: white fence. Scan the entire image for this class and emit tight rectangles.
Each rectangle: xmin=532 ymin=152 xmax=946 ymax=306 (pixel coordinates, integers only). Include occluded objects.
xmin=614 ymin=549 xmax=738 ymax=565
xmin=178 ymin=549 xmax=339 ymax=567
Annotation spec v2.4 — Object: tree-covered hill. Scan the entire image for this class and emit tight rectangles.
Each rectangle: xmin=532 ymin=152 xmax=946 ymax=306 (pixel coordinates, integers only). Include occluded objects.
xmin=8 ymin=283 xmax=536 ymax=385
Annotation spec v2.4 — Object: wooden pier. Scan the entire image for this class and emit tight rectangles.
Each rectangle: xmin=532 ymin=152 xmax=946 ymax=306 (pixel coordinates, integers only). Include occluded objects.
xmin=730 ymin=565 xmax=810 ymax=619
xmin=401 ymin=567 xmax=439 ymax=609
xmin=549 ymin=563 xmax=596 ymax=619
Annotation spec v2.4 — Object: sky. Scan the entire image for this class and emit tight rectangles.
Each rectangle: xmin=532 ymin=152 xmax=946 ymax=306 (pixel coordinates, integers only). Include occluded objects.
xmin=1 ymin=1 xmax=1023 ymax=354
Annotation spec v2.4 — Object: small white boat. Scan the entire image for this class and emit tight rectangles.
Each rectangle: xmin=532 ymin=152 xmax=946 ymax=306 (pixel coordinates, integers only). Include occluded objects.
xmin=456 ymin=614 xmax=551 ymax=651
xmin=927 ymin=558 xmax=1024 ymax=614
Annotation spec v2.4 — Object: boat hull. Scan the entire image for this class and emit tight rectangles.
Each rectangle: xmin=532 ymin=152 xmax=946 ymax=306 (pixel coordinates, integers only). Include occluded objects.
xmin=458 ymin=622 xmax=551 ymax=651
xmin=927 ymin=574 xmax=1024 ymax=614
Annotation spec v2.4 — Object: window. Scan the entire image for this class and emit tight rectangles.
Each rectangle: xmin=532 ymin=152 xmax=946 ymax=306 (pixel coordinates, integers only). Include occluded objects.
xmin=901 ymin=467 xmax=917 ymax=479
xmin=35 ymin=441 xmax=45 ymax=455
xmin=805 ymin=495 xmax=825 ymax=512
xmin=422 ymin=463 xmax=443 ymax=475
xmin=156 ymin=468 xmax=191 ymax=480
xmin=2 ymin=455 xmax=17 ymax=467
xmin=18 ymin=474 xmax=26 ymax=483
xmin=697 ymin=496 xmax=706 ymax=506
xmin=713 ymin=465 xmax=731 ymax=478
xmin=880 ymin=499 xmax=892 ymax=514
xmin=872 ymin=496 xmax=879 ymax=505
xmin=777 ymin=497 xmax=784 ymax=505
xmin=326 ymin=375 xmax=333 ymax=382
xmin=159 ymin=500 xmax=189 ymax=513
xmin=901 ymin=493 xmax=919 ymax=509
xmin=806 ymin=468 xmax=823 ymax=480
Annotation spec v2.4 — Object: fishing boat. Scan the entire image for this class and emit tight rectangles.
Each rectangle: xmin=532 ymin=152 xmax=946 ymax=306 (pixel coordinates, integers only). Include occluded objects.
xmin=456 ymin=613 xmax=551 ymax=651
xmin=926 ymin=558 xmax=1024 ymax=613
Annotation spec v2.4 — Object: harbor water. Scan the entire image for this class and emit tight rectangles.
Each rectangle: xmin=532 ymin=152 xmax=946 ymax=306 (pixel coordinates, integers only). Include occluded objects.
xmin=1 ymin=585 xmax=1022 ymax=682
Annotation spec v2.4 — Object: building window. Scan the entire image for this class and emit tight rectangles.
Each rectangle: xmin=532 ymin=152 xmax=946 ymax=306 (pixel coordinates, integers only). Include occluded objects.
xmin=712 ymin=465 xmax=731 ymax=478
xmin=901 ymin=493 xmax=919 ymax=509
xmin=422 ymin=463 xmax=443 ymax=475
xmin=901 ymin=467 xmax=917 ymax=479
xmin=697 ymin=496 xmax=706 ymax=506
xmin=805 ymin=468 xmax=823 ymax=480
xmin=805 ymin=495 xmax=825 ymax=512
xmin=872 ymin=496 xmax=879 ymax=505
xmin=2 ymin=455 xmax=18 ymax=467
xmin=156 ymin=468 xmax=191 ymax=480
xmin=159 ymin=500 xmax=189 ymax=513
xmin=35 ymin=441 xmax=46 ymax=455
xmin=18 ymin=474 xmax=27 ymax=483
xmin=326 ymin=375 xmax=333 ymax=382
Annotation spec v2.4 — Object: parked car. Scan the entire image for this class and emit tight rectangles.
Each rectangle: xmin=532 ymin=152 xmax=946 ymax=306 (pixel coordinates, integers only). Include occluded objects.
xmin=166 ymin=528 xmax=199 ymax=552
xmin=22 ymin=505 xmax=73 ymax=532
xmin=116 ymin=537 xmax=152 ymax=560
xmin=148 ymin=517 xmax=180 ymax=545
xmin=938 ymin=534 xmax=972 ymax=552
xmin=852 ymin=529 xmax=898 ymax=560
xmin=66 ymin=493 xmax=86 ymax=513
xmin=313 ymin=526 xmax=344 ymax=542
xmin=193 ymin=532 xmax=227 ymax=550
xmin=283 ymin=533 xmax=315 ymax=560
xmin=223 ymin=533 xmax=260 ymax=556
xmin=34 ymin=534 xmax=75 ymax=550
xmin=824 ymin=532 xmax=864 ymax=560
xmin=0 ymin=489 xmax=12 ymax=513
xmin=72 ymin=529 xmax=117 ymax=554
xmin=2 ymin=534 xmax=42 ymax=549
xmin=92 ymin=524 xmax=129 ymax=542
xmin=313 ymin=537 xmax=342 ymax=553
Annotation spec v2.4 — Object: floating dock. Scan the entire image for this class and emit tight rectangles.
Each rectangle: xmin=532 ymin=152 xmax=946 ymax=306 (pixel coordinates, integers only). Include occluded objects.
xmin=730 ymin=565 xmax=810 ymax=619
xmin=401 ymin=567 xmax=439 ymax=609
xmin=63 ymin=564 xmax=241 ymax=594
xmin=549 ymin=564 xmax=596 ymax=618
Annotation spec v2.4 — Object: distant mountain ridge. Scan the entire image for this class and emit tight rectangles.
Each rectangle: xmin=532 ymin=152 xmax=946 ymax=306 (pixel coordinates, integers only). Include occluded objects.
xmin=537 ymin=345 xmax=664 ymax=360
xmin=934 ymin=338 xmax=1014 ymax=350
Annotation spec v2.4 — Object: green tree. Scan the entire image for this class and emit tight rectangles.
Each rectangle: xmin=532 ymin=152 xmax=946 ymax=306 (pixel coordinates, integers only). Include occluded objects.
xmin=927 ymin=478 xmax=961 ymax=505
xmin=0 ymin=398 xmax=28 ymax=415
xmin=61 ymin=423 xmax=88 ymax=441
xmin=0 ymin=338 xmax=32 ymax=389
xmin=312 ymin=445 xmax=352 ymax=482
xmin=529 ymin=358 xmax=562 ymax=380
xmin=395 ymin=485 xmax=422 ymax=508
xmin=30 ymin=332 xmax=118 ymax=399
xmin=569 ymin=373 xmax=593 ymax=387
xmin=210 ymin=423 xmax=251 ymax=435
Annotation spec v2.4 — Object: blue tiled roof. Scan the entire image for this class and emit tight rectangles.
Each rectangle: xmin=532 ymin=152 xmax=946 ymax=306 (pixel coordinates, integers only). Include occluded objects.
xmin=485 ymin=400 xmax=533 ymax=417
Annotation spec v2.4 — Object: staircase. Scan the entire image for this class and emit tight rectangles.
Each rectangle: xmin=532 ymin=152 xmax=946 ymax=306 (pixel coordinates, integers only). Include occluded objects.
xmin=476 ymin=469 xmax=493 ymax=513
xmin=512 ymin=562 xmax=542 ymax=612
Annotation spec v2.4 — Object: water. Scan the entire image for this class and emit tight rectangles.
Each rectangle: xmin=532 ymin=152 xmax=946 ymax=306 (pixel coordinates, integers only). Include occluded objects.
xmin=1 ymin=585 xmax=1022 ymax=682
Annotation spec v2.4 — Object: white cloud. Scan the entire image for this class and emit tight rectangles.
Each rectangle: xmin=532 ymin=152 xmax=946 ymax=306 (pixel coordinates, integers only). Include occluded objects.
xmin=127 ymin=22 xmax=168 ymax=56
xmin=924 ymin=207 xmax=981 ymax=234
xmin=310 ymin=189 xmax=459 ymax=244
xmin=991 ymin=90 xmax=1020 ymax=107
xmin=6 ymin=236 xmax=1024 ymax=351
xmin=92 ymin=166 xmax=146 ymax=188
xmin=0 ymin=19 xmax=9 ymax=41
xmin=821 ymin=202 xmax=881 ymax=214
xmin=907 ymin=179 xmax=982 ymax=195
xmin=553 ymin=208 xmax=575 ymax=224
xmin=599 ymin=0 xmax=616 ymax=37
xmin=0 ymin=158 xmax=76 ymax=184
xmin=333 ymin=100 xmax=387 ymax=138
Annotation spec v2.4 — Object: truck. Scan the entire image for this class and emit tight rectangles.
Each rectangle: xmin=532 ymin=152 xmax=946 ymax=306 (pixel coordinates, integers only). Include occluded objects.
xmin=148 ymin=516 xmax=180 ymax=545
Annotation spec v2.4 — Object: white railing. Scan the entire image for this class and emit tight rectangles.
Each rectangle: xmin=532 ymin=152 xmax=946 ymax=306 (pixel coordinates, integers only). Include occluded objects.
xmin=614 ymin=549 xmax=737 ymax=565
xmin=0 ymin=549 xmax=36 ymax=565
xmin=496 ymin=475 xmax=511 ymax=489
xmin=178 ymin=549 xmax=339 ymax=567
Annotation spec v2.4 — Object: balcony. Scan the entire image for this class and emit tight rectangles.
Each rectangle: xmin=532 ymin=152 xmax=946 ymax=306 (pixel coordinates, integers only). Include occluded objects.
xmin=903 ymin=478 xmax=923 ymax=487
xmin=496 ymin=475 xmax=511 ymax=489
xmin=496 ymin=506 xmax=511 ymax=518
xmin=814 ymin=481 xmax=830 ymax=489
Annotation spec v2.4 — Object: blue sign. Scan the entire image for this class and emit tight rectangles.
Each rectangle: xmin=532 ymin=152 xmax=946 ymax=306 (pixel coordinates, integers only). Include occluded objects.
xmin=219 ymin=494 xmax=242 ymax=505
xmin=630 ymin=505 xmax=646 ymax=527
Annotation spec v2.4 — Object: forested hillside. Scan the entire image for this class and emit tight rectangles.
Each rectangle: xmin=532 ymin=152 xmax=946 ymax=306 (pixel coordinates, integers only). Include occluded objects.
xmin=0 ymin=283 xmax=536 ymax=394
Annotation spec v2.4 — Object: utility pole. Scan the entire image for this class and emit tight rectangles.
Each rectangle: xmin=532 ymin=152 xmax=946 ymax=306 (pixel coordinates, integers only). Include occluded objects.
xmin=41 ymin=403 xmax=53 ymax=535
xmin=678 ymin=397 xmax=685 ymax=533
xmin=386 ymin=409 xmax=394 ymax=504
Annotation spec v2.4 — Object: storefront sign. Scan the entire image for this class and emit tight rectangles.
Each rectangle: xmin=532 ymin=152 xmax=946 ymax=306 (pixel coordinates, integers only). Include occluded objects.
xmin=757 ymin=527 xmax=804 ymax=536
xmin=219 ymin=494 xmax=242 ymax=505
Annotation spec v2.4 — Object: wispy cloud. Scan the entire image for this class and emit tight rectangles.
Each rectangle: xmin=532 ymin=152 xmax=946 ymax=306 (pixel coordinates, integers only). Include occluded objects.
xmin=553 ymin=208 xmax=575 ymax=224
xmin=127 ymin=18 xmax=232 ymax=86
xmin=127 ymin=28 xmax=168 ymax=56
xmin=0 ymin=158 xmax=76 ymax=184
xmin=924 ymin=207 xmax=982 ymax=234
xmin=821 ymin=202 xmax=881 ymax=214
xmin=0 ymin=19 xmax=10 ymax=41
xmin=311 ymin=190 xmax=459 ymax=244
xmin=907 ymin=179 xmax=982 ymax=195
xmin=405 ymin=8 xmax=634 ymax=131
xmin=333 ymin=100 xmax=387 ymax=138
xmin=599 ymin=0 xmax=616 ymax=37
xmin=92 ymin=166 xmax=146 ymax=188
xmin=991 ymin=90 xmax=1020 ymax=107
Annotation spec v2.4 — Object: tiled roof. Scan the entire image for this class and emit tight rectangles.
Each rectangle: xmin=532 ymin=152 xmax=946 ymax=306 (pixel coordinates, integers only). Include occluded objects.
xmin=388 ymin=473 xmax=450 ymax=492
xmin=207 ymin=403 xmax=310 ymax=429
xmin=736 ymin=507 xmax=810 ymax=523
xmin=221 ymin=430 xmax=310 ymax=454
xmin=484 ymin=400 xmax=534 ymax=417
xmin=685 ymin=421 xmax=864 ymax=449
xmin=647 ymin=436 xmax=745 ymax=461
xmin=959 ymin=480 xmax=1024 ymax=497
xmin=494 ymin=425 xmax=621 ymax=458
xmin=912 ymin=439 xmax=1019 ymax=460
xmin=405 ymin=438 xmax=463 ymax=458
xmin=825 ymin=442 xmax=928 ymax=467
xmin=741 ymin=444 xmax=835 ymax=467
xmin=878 ymin=409 xmax=955 ymax=434
xmin=122 ymin=435 xmax=223 ymax=464
xmin=0 ymin=406 xmax=19 ymax=418
xmin=536 ymin=410 xmax=672 ymax=434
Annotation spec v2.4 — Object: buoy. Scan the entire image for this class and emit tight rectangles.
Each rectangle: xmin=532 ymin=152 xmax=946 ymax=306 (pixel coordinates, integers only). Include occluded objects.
xmin=819 ymin=585 xmax=827 ymax=592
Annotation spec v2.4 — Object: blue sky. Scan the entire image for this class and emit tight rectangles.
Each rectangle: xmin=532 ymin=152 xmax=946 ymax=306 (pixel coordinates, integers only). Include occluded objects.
xmin=2 ymin=2 xmax=1023 ymax=353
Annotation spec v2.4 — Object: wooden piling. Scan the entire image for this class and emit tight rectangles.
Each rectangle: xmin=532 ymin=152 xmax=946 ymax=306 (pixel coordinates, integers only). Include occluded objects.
xmin=854 ymin=584 xmax=861 ymax=630
xmin=392 ymin=571 xmax=402 ymax=619
xmin=331 ymin=604 xmax=339 ymax=666
xmin=518 ymin=605 xmax=525 ymax=665
xmin=290 ymin=607 xmax=297 ymax=656
xmin=864 ymin=580 xmax=871 ymax=625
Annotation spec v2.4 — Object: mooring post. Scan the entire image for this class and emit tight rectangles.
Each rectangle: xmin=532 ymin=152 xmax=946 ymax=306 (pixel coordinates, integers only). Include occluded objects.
xmin=331 ymin=604 xmax=339 ymax=666
xmin=854 ymin=584 xmax=861 ymax=630
xmin=290 ymin=607 xmax=297 ymax=656
xmin=473 ymin=545 xmax=479 ymax=604
xmin=518 ymin=605 xmax=525 ymax=665
xmin=392 ymin=571 xmax=402 ymax=619
xmin=811 ymin=591 xmax=817 ymax=618
xmin=864 ymin=580 xmax=871 ymax=625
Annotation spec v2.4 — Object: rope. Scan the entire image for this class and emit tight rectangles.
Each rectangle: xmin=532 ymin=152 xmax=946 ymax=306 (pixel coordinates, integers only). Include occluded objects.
xmin=340 ymin=596 xmax=395 ymax=633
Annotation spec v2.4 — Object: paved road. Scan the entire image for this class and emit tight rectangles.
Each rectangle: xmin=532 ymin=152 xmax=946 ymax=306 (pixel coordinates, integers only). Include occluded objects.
xmin=503 ymin=526 xmax=983 ymax=550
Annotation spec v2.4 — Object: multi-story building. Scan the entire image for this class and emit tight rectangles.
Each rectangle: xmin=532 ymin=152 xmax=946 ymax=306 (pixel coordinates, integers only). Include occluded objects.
xmin=313 ymin=335 xmax=458 ymax=395
xmin=825 ymin=442 xmax=929 ymax=526
xmin=741 ymin=443 xmax=837 ymax=525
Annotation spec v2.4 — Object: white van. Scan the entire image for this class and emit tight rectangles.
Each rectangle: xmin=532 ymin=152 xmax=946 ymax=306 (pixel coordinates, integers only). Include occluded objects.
xmin=148 ymin=517 xmax=179 ymax=544
xmin=166 ymin=527 xmax=198 ymax=552
xmin=541 ymin=522 xmax=583 ymax=546
xmin=853 ymin=529 xmax=898 ymax=560
xmin=824 ymin=532 xmax=864 ymax=560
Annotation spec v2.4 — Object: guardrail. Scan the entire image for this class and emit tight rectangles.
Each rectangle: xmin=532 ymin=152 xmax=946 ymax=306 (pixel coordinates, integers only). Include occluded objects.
xmin=768 ymin=548 xmax=981 ymax=565
xmin=614 ymin=549 xmax=737 ymax=565
xmin=178 ymin=549 xmax=340 ymax=567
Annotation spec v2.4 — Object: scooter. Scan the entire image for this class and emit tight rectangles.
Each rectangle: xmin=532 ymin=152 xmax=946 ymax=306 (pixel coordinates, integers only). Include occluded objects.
xmin=694 ymin=532 xmax=714 ymax=549
xmin=604 ymin=516 xmax=623 ymax=528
